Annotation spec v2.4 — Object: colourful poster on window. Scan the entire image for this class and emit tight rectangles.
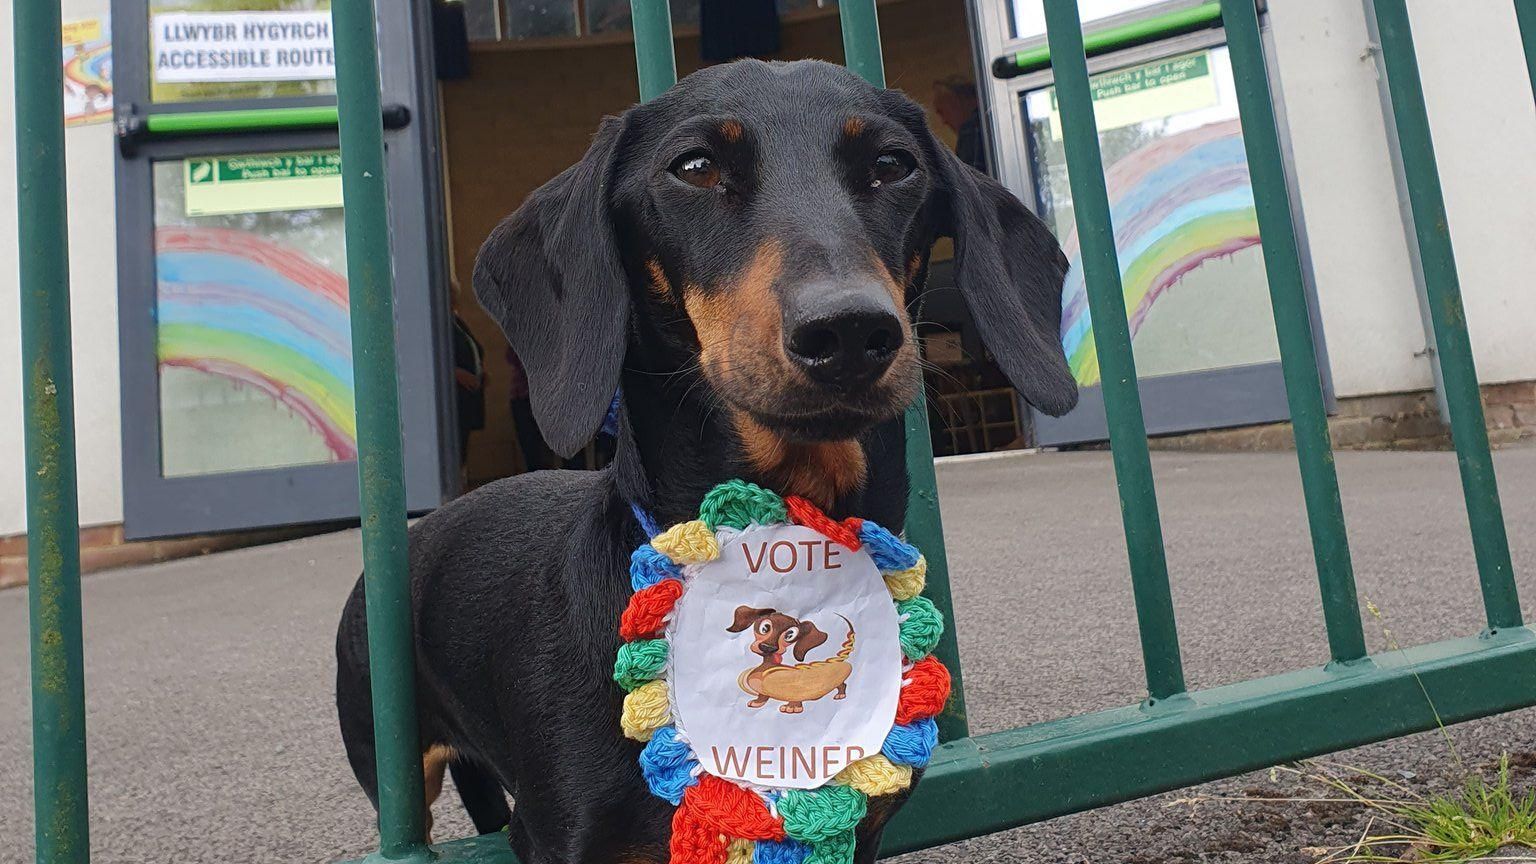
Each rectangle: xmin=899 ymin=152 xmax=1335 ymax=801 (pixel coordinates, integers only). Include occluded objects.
xmin=63 ymin=18 xmax=113 ymax=127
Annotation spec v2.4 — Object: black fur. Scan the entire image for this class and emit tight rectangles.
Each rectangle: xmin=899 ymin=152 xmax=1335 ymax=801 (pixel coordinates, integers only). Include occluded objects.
xmin=336 ymin=58 xmax=1075 ymax=864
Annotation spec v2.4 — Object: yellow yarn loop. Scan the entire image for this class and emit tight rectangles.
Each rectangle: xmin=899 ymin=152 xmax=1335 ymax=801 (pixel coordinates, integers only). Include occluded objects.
xmin=619 ymin=680 xmax=671 ymax=741
xmin=725 ymin=837 xmax=755 ymax=864
xmin=883 ymin=555 xmax=927 ymax=601
xmin=650 ymin=519 xmax=720 ymax=565
xmin=833 ymin=754 xmax=912 ymax=797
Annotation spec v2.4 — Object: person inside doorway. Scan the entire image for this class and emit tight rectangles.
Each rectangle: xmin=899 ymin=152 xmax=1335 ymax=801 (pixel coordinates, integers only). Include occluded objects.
xmin=933 ymin=75 xmax=989 ymax=175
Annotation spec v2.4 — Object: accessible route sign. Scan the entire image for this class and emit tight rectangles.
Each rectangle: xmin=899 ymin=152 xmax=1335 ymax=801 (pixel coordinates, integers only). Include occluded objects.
xmin=152 ymin=11 xmax=335 ymax=83
xmin=184 ymin=150 xmax=343 ymax=217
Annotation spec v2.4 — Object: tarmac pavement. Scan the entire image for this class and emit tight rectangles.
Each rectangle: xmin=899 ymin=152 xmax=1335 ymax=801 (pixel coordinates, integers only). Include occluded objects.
xmin=3 ymin=447 xmax=1534 ymax=863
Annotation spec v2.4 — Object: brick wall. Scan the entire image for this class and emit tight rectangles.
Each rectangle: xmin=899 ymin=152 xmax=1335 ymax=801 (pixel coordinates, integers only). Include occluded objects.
xmin=1145 ymin=382 xmax=1536 ymax=453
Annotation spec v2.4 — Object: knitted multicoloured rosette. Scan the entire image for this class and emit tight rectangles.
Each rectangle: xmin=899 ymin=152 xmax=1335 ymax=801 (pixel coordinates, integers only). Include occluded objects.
xmin=615 ymin=479 xmax=952 ymax=864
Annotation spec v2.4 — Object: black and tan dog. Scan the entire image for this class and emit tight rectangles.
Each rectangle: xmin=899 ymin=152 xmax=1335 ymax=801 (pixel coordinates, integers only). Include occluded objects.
xmin=336 ymin=58 xmax=1076 ymax=863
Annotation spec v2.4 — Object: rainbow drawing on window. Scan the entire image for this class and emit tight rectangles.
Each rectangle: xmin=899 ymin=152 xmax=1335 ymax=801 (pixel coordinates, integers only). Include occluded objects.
xmin=156 ymin=227 xmax=357 ymax=461
xmin=1059 ymin=119 xmax=1261 ymax=387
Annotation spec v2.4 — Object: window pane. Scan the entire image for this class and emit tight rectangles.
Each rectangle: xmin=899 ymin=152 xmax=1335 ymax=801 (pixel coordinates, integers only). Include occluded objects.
xmin=586 ymin=0 xmax=699 ymax=35
xmin=149 ymin=0 xmax=337 ymax=104
xmin=153 ymin=152 xmax=356 ymax=477
xmin=1022 ymin=46 xmax=1280 ymax=386
xmin=1010 ymin=0 xmax=1166 ymax=41
xmin=504 ymin=0 xmax=578 ymax=39
xmin=460 ymin=0 xmax=500 ymax=41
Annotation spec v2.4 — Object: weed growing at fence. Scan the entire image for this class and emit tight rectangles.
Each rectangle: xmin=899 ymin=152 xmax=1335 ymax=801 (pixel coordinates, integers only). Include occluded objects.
xmin=1170 ymin=599 xmax=1536 ymax=862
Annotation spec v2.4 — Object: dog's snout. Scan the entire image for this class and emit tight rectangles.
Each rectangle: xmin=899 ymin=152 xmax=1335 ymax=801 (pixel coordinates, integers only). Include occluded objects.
xmin=784 ymin=285 xmax=903 ymax=389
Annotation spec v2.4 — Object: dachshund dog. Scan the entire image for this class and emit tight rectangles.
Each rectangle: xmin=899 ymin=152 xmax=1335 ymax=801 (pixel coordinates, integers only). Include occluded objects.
xmin=728 ymin=606 xmax=855 ymax=713
xmin=335 ymin=58 xmax=1076 ymax=863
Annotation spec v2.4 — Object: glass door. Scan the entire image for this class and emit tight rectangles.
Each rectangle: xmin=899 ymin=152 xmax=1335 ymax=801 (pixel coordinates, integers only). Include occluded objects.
xmin=970 ymin=0 xmax=1329 ymax=446
xmin=113 ymin=0 xmax=454 ymax=538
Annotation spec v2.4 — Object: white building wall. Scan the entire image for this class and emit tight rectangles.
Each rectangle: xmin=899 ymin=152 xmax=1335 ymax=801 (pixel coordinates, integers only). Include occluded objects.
xmin=1270 ymin=0 xmax=1536 ymax=398
xmin=1 ymin=0 xmax=122 ymax=536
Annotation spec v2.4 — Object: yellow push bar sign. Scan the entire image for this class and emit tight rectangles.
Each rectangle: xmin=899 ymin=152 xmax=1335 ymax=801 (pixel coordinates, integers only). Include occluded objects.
xmin=183 ymin=149 xmax=343 ymax=217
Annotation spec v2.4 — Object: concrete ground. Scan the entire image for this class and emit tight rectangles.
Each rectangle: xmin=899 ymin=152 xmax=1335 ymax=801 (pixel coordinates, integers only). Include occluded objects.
xmin=3 ymin=448 xmax=1535 ymax=863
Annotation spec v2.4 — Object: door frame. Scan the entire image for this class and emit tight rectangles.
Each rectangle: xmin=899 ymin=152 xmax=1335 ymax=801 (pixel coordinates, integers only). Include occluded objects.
xmin=967 ymin=0 xmax=1336 ymax=446
xmin=112 ymin=0 xmax=455 ymax=538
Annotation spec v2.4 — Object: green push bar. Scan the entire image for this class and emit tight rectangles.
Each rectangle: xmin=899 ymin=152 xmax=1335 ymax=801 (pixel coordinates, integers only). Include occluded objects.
xmin=144 ymin=105 xmax=340 ymax=135
xmin=1369 ymin=0 xmax=1521 ymax=631
xmin=1043 ymin=0 xmax=1186 ymax=702
xmin=331 ymin=0 xmax=428 ymax=857
xmin=16 ymin=0 xmax=91 ymax=861
xmin=994 ymin=1 xmax=1223 ymax=79
xmin=1220 ymin=0 xmax=1367 ymax=663
xmin=837 ymin=0 xmax=971 ymax=744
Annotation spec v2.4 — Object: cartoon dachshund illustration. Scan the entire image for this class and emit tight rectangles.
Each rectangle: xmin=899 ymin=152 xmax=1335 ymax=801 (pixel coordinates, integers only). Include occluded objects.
xmin=728 ymin=606 xmax=855 ymax=714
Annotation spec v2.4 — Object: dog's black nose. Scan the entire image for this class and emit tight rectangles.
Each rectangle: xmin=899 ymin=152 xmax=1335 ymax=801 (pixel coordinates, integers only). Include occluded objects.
xmin=784 ymin=286 xmax=903 ymax=389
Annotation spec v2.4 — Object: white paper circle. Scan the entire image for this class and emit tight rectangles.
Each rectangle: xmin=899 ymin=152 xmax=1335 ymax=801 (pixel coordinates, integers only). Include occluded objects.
xmin=667 ymin=523 xmax=902 ymax=790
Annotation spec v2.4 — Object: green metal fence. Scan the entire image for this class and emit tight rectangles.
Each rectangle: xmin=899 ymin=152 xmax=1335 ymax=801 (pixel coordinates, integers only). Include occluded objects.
xmin=15 ymin=1 xmax=1535 ymax=862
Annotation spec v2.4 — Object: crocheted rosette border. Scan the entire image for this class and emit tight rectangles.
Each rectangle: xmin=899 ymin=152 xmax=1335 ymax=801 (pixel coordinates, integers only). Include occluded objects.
xmin=613 ymin=479 xmax=952 ymax=864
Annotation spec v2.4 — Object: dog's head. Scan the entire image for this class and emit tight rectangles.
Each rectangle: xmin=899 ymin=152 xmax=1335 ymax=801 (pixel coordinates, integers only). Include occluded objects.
xmin=475 ymin=59 xmax=1076 ymax=459
xmin=728 ymin=605 xmax=828 ymax=662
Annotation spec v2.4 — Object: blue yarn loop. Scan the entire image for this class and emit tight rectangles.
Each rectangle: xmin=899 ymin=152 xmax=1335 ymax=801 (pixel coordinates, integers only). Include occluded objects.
xmin=881 ymin=717 xmax=939 ymax=768
xmin=858 ymin=521 xmax=920 ymax=571
xmin=629 ymin=544 xmax=681 ymax=591
xmin=639 ymin=726 xmax=698 ymax=805
xmin=630 ymin=500 xmax=661 ymax=539
xmin=755 ymin=838 xmax=812 ymax=863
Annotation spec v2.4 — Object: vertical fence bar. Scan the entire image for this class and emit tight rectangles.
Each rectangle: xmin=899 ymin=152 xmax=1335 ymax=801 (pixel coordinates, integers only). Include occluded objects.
xmin=1519 ymin=0 xmax=1536 ymax=99
xmin=1221 ymin=0 xmax=1368 ymax=662
xmin=332 ymin=0 xmax=427 ymax=855
xmin=1042 ymin=0 xmax=1185 ymax=700
xmin=839 ymin=0 xmax=971 ymax=742
xmin=16 ymin=1 xmax=90 ymax=861
xmin=631 ymin=0 xmax=678 ymax=103
xmin=1368 ymin=0 xmax=1522 ymax=630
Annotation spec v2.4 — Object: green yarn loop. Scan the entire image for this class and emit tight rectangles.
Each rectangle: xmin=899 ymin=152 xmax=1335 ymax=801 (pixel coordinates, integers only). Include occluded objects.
xmin=806 ymin=830 xmax=857 ymax=864
xmin=698 ymin=479 xmax=787 ymax=530
xmin=897 ymin=595 xmax=944 ymax=661
xmin=613 ymin=639 xmax=668 ymax=692
xmin=779 ymin=784 xmax=868 ymax=843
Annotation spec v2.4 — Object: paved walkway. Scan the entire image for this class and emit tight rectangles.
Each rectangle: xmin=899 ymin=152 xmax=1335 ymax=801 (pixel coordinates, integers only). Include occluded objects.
xmin=3 ymin=448 xmax=1534 ymax=863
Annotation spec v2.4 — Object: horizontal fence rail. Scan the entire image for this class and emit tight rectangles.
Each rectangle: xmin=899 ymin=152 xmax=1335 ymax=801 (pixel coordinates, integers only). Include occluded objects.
xmin=16 ymin=0 xmax=91 ymax=861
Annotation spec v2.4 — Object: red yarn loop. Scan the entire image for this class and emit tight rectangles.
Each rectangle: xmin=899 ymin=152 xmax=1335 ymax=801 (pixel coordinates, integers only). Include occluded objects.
xmin=784 ymin=496 xmax=862 ymax=551
xmin=896 ymin=656 xmax=952 ymax=725
xmin=620 ymin=578 xmax=685 ymax=641
xmin=684 ymin=775 xmax=787 ymax=841
xmin=670 ymin=800 xmax=729 ymax=864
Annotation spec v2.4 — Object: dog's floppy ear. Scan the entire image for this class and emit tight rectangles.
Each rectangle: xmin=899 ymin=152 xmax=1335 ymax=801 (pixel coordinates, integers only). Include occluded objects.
xmin=473 ymin=114 xmax=632 ymax=456
xmin=925 ymin=134 xmax=1079 ymax=417
xmin=791 ymin=621 xmax=828 ymax=661
xmin=729 ymin=606 xmax=773 ymax=633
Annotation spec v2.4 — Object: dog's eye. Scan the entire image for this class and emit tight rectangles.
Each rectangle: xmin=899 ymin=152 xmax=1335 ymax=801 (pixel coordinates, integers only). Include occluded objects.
xmin=672 ymin=152 xmax=721 ymax=189
xmin=870 ymin=151 xmax=915 ymax=188
xmin=756 ymin=620 xmax=772 ymax=635
xmin=782 ymin=626 xmax=800 ymax=643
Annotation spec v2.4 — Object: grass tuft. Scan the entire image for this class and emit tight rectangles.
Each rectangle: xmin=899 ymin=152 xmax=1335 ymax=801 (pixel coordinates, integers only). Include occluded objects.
xmin=1303 ymin=754 xmax=1536 ymax=862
